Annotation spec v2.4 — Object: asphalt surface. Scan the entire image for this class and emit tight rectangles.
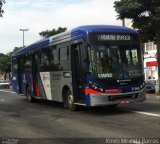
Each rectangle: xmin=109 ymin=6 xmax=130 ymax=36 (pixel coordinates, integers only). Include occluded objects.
xmin=0 ymin=89 xmax=160 ymax=144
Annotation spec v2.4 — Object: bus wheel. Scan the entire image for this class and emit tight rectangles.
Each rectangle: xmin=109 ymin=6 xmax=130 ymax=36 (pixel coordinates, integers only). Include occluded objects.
xmin=67 ymin=94 xmax=77 ymax=111
xmin=26 ymin=87 xmax=35 ymax=103
xmin=63 ymin=90 xmax=77 ymax=111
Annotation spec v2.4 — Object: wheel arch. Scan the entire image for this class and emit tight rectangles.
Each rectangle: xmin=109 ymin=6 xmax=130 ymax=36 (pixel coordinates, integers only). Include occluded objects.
xmin=62 ymin=85 xmax=71 ymax=100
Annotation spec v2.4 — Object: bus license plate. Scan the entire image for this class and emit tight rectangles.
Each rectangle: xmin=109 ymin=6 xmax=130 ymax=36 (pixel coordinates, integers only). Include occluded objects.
xmin=120 ymin=100 xmax=130 ymax=104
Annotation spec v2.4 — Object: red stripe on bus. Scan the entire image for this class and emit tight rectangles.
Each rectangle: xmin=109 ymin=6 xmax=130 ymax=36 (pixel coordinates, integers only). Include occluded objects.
xmin=85 ymin=88 xmax=101 ymax=95
xmin=36 ymin=83 xmax=41 ymax=97
xmin=85 ymin=88 xmax=122 ymax=95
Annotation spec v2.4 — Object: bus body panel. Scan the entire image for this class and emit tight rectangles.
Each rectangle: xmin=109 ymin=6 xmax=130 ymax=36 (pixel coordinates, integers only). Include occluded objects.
xmin=11 ymin=25 xmax=146 ymax=107
xmin=50 ymin=71 xmax=72 ymax=102
xmin=39 ymin=72 xmax=52 ymax=100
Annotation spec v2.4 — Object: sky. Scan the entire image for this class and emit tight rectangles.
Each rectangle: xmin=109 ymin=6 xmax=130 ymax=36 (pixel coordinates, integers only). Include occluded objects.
xmin=0 ymin=0 xmax=128 ymax=54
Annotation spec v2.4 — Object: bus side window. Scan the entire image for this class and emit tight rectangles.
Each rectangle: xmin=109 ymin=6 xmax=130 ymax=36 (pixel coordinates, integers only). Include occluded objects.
xmin=59 ymin=46 xmax=70 ymax=71
xmin=12 ymin=59 xmax=18 ymax=72
xmin=19 ymin=57 xmax=24 ymax=73
xmin=51 ymin=47 xmax=61 ymax=71
xmin=24 ymin=54 xmax=32 ymax=72
xmin=60 ymin=47 xmax=68 ymax=61
xmin=39 ymin=49 xmax=51 ymax=72
xmin=34 ymin=52 xmax=41 ymax=72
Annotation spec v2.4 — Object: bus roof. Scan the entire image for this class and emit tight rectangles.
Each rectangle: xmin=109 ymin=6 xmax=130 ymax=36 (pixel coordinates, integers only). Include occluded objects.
xmin=72 ymin=25 xmax=136 ymax=33
xmin=13 ymin=25 xmax=137 ymax=57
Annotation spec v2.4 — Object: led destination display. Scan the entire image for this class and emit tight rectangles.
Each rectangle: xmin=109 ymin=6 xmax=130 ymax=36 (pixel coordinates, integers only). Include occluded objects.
xmin=89 ymin=33 xmax=140 ymax=44
xmin=97 ymin=34 xmax=131 ymax=41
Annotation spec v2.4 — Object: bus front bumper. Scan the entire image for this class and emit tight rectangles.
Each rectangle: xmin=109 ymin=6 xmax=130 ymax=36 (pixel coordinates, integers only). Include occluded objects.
xmin=88 ymin=88 xmax=146 ymax=106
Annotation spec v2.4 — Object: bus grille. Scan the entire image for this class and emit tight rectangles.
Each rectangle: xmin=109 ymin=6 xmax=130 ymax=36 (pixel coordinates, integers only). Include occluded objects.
xmin=108 ymin=94 xmax=138 ymax=101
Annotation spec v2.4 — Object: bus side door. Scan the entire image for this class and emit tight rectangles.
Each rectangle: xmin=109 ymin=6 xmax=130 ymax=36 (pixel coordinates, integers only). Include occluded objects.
xmin=12 ymin=58 xmax=19 ymax=93
xmin=17 ymin=58 xmax=23 ymax=94
xmin=71 ymin=42 xmax=86 ymax=103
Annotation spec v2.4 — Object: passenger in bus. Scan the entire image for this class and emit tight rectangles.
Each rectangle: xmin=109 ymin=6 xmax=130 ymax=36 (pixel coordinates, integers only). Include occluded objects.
xmin=101 ymin=54 xmax=110 ymax=73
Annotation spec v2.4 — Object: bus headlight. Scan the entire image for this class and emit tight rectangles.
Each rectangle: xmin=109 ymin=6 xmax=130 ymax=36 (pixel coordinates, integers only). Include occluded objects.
xmin=89 ymin=82 xmax=105 ymax=93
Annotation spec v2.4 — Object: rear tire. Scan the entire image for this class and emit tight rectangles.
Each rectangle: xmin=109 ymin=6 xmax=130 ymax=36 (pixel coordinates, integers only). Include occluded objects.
xmin=26 ymin=87 xmax=35 ymax=103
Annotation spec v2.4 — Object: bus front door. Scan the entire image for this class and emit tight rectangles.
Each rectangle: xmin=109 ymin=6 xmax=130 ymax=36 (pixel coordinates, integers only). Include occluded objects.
xmin=71 ymin=43 xmax=85 ymax=103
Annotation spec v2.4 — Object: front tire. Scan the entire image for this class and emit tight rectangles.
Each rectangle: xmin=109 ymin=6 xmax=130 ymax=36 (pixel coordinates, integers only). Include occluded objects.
xmin=68 ymin=94 xmax=77 ymax=111
xmin=63 ymin=90 xmax=77 ymax=111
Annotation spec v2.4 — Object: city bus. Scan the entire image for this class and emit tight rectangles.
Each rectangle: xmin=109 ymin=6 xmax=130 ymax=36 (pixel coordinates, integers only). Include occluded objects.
xmin=11 ymin=25 xmax=146 ymax=110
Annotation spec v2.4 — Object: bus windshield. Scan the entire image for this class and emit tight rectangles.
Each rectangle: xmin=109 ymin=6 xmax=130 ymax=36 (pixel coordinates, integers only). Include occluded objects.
xmin=88 ymin=45 xmax=143 ymax=79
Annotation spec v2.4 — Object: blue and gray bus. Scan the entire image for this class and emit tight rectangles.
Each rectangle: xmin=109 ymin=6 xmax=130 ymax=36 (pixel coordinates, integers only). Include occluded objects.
xmin=12 ymin=25 xmax=146 ymax=110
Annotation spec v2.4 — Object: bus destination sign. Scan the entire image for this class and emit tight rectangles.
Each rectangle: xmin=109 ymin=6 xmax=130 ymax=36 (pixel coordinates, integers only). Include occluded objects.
xmin=97 ymin=34 xmax=131 ymax=41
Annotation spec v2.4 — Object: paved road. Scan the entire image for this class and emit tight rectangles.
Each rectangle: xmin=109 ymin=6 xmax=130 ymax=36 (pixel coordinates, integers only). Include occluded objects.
xmin=0 ymin=89 xmax=160 ymax=144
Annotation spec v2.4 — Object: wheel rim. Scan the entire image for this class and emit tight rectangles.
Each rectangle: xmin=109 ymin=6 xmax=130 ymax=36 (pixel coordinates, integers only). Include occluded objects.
xmin=68 ymin=95 xmax=74 ymax=106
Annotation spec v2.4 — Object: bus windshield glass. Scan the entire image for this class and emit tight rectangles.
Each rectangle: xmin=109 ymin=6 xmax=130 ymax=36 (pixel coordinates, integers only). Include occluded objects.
xmin=88 ymin=45 xmax=143 ymax=79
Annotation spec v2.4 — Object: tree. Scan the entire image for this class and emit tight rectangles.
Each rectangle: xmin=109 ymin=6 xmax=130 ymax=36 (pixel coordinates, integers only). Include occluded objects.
xmin=8 ymin=46 xmax=22 ymax=56
xmin=39 ymin=27 xmax=67 ymax=38
xmin=0 ymin=0 xmax=5 ymax=17
xmin=0 ymin=53 xmax=5 ymax=57
xmin=0 ymin=54 xmax=10 ymax=79
xmin=114 ymin=0 xmax=160 ymax=94
xmin=0 ymin=47 xmax=22 ymax=79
